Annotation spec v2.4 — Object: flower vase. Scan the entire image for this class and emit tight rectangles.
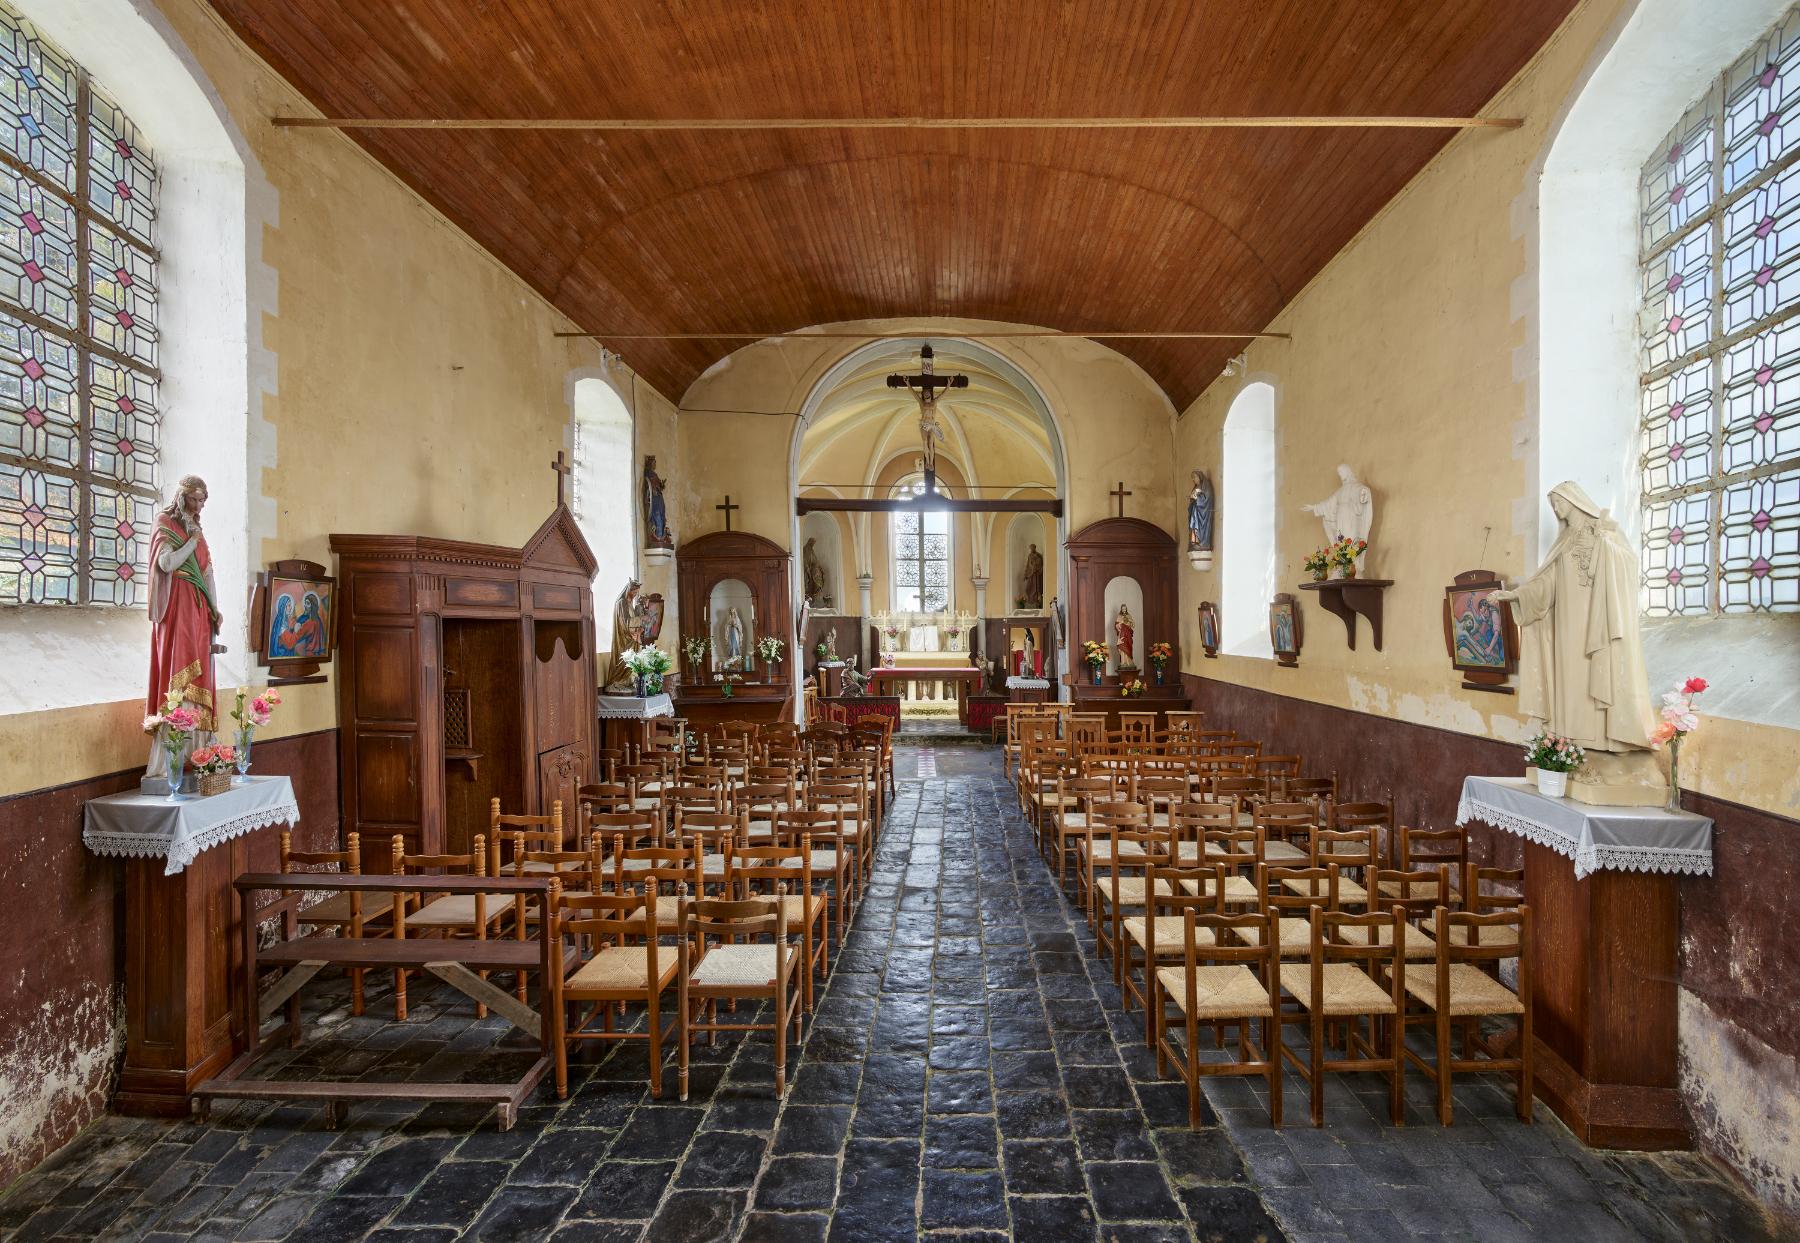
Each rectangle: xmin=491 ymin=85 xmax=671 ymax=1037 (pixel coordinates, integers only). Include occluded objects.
xmin=1310 ymin=569 xmax=1328 ymax=582
xmin=1153 ymin=667 xmax=1165 ymax=686
xmin=634 ymin=673 xmax=648 ymax=698
xmin=1090 ymin=667 xmax=1102 ymax=686
xmin=235 ymin=728 xmax=254 ymax=778
xmin=1666 ymin=736 xmax=1683 ymax=811
xmin=1536 ymin=768 xmax=1568 ymax=798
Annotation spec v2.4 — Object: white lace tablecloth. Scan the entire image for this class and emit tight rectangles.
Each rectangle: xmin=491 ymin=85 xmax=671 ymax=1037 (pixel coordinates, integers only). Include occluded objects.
xmin=1005 ymin=676 xmax=1051 ymax=691
xmin=1455 ymin=776 xmax=1713 ymax=880
xmin=83 ymin=775 xmax=300 ymax=876
xmin=597 ymin=693 xmax=673 ymax=720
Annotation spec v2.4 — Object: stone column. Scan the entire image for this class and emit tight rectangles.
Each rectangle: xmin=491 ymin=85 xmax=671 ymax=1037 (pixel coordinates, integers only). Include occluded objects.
xmin=857 ymin=574 xmax=873 ymax=667
xmin=971 ymin=575 xmax=989 ymax=620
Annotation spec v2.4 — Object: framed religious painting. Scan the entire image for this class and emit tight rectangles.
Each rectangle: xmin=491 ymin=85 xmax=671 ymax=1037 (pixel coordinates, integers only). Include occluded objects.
xmin=1197 ymin=601 xmax=1220 ymax=658
xmin=1268 ymin=593 xmax=1301 ymax=667
xmin=249 ymin=559 xmax=337 ymax=684
xmin=1442 ymin=569 xmax=1517 ymax=693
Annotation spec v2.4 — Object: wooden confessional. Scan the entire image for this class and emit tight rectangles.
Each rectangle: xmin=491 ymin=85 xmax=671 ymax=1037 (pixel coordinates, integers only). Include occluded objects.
xmin=330 ymin=507 xmax=599 ymax=857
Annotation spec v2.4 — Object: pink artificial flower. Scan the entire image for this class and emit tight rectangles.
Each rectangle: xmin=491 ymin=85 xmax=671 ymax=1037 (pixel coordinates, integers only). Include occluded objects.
xmin=265 ymin=689 xmax=283 ymax=706
xmin=217 ymin=744 xmax=235 ymax=763
xmin=142 ymin=714 xmax=163 ymax=733
xmin=165 ymin=706 xmax=199 ymax=731
xmin=1650 ymin=721 xmax=1677 ymax=748
xmin=189 ymin=746 xmax=211 ymax=766
xmin=1683 ymin=677 xmax=1709 ymax=694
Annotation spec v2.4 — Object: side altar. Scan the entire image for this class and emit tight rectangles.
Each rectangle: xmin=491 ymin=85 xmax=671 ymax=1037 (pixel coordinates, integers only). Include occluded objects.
xmin=671 ymin=529 xmax=795 ymax=727
xmin=1458 ymin=776 xmax=1711 ymax=1149
xmin=1064 ymin=515 xmax=1185 ymax=725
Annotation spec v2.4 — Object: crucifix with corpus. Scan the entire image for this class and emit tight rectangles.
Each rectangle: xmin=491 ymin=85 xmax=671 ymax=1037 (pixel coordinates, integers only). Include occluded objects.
xmin=887 ymin=344 xmax=967 ymax=496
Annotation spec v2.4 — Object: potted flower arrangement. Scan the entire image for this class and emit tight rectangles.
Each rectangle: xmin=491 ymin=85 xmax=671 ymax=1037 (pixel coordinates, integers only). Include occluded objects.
xmin=1147 ymin=641 xmax=1173 ymax=686
xmin=1329 ymin=537 xmax=1369 ymax=579
xmin=143 ymin=689 xmax=202 ymax=795
xmin=1523 ymin=728 xmax=1584 ymax=797
xmin=756 ymin=635 xmax=785 ymax=683
xmin=622 ymin=645 xmax=673 ymax=696
xmin=1120 ymin=678 xmax=1146 ymax=698
xmin=188 ymin=743 xmax=238 ymax=797
xmin=1082 ymin=639 xmax=1109 ymax=686
xmin=682 ymin=634 xmax=713 ymax=685
xmin=1651 ymin=676 xmax=1706 ymax=810
xmin=229 ymin=686 xmax=282 ymax=778
xmin=1302 ymin=548 xmax=1330 ymax=582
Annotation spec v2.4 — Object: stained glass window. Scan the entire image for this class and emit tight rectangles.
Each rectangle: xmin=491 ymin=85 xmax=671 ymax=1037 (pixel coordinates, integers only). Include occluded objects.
xmin=0 ymin=4 xmax=157 ymax=606
xmin=1638 ymin=6 xmax=1800 ymax=615
xmin=890 ymin=474 xmax=952 ymax=613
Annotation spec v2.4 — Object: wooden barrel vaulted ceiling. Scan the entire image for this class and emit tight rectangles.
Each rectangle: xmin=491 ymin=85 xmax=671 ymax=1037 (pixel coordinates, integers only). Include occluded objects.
xmin=208 ymin=0 xmax=1580 ymax=407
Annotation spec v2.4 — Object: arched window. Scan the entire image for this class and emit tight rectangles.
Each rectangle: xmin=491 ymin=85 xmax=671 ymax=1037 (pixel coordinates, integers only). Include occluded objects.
xmin=0 ymin=2 xmax=159 ymax=606
xmin=1638 ymin=8 xmax=1800 ymax=615
xmin=1222 ymin=382 xmax=1275 ymax=656
xmin=890 ymin=472 xmax=951 ymax=613
xmin=571 ymin=377 xmax=636 ymax=609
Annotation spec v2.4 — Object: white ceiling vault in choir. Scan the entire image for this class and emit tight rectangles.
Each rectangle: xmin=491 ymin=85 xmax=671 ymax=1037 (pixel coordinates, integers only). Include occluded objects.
xmin=796 ymin=342 xmax=1056 ymax=497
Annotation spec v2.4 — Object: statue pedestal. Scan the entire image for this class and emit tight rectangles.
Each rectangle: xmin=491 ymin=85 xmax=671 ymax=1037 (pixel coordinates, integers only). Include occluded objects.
xmin=1569 ymin=751 xmax=1665 ymax=807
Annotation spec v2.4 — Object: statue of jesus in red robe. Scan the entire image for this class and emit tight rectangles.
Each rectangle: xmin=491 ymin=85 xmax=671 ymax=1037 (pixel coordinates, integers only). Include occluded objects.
xmin=147 ymin=475 xmax=222 ymax=732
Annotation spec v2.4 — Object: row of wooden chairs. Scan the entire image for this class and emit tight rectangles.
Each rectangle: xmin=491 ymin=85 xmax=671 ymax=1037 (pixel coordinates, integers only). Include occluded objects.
xmin=278 ymin=712 xmax=893 ymax=1101
xmin=1019 ymin=729 xmax=1533 ymax=1130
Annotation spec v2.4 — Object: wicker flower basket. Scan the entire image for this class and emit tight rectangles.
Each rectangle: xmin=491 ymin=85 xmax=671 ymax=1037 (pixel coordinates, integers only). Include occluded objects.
xmin=196 ymin=771 xmax=231 ymax=797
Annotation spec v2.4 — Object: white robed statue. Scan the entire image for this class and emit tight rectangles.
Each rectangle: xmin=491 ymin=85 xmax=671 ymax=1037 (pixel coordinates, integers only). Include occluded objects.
xmin=1494 ymin=482 xmax=1659 ymax=802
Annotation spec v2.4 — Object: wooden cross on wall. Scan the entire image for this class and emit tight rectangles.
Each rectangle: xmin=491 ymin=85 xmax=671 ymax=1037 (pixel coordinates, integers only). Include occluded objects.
xmin=716 ymin=495 xmax=740 ymax=532
xmin=1111 ymin=481 xmax=1132 ymax=518
xmin=552 ymin=450 xmax=571 ymax=508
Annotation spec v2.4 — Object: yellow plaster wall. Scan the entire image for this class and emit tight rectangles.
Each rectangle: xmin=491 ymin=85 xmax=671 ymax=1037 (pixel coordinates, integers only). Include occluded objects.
xmin=1175 ymin=0 xmax=1800 ymax=819
xmin=0 ymin=0 xmax=675 ymax=797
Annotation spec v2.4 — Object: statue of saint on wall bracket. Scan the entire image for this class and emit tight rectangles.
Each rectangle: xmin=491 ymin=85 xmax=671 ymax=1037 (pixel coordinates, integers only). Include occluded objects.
xmin=1186 ymin=469 xmax=1214 ymax=570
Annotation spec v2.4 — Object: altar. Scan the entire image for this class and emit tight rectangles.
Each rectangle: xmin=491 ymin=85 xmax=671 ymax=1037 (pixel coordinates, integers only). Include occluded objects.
xmin=869 ymin=665 xmax=984 ymax=725
xmin=1458 ymin=776 xmax=1713 ymax=1149
xmin=83 ymin=776 xmax=301 ymax=1115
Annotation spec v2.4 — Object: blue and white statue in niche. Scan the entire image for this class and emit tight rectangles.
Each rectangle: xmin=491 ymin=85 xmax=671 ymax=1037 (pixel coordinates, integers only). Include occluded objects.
xmin=1187 ymin=469 xmax=1215 ymax=570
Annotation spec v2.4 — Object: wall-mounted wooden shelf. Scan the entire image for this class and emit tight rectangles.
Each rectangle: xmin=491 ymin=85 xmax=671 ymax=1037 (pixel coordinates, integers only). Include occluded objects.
xmin=1298 ymin=578 xmax=1394 ymax=651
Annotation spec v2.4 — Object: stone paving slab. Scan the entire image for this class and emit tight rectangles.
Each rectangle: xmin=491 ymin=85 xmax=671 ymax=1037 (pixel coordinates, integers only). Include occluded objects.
xmin=0 ymin=744 xmax=1784 ymax=1242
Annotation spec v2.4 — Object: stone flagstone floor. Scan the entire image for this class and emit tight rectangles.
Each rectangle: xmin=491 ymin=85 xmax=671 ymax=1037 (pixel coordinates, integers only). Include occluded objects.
xmin=0 ymin=744 xmax=1782 ymax=1242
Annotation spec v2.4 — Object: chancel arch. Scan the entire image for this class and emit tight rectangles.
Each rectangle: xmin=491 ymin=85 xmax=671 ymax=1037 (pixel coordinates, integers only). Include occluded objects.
xmin=790 ymin=334 xmax=1069 ymax=711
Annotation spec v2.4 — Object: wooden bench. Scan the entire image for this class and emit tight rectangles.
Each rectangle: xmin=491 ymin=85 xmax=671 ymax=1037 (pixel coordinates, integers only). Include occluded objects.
xmin=195 ymin=872 xmax=565 ymax=1130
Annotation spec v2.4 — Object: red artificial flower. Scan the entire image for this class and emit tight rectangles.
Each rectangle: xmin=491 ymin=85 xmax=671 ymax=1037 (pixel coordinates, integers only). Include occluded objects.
xmin=1683 ymin=677 xmax=1709 ymax=694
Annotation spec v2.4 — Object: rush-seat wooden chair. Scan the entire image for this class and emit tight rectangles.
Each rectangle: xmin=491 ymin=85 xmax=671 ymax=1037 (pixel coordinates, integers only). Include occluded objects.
xmin=1403 ymin=905 xmax=1533 ymax=1126
xmin=391 ymin=833 xmax=501 ymax=1020
xmin=556 ymin=880 xmax=680 ymax=1098
xmin=1279 ymin=906 xmax=1408 ymax=1127
xmin=1152 ymin=908 xmax=1283 ymax=1128
xmin=677 ymin=891 xmax=805 ymax=1099
xmin=280 ymin=829 xmax=388 ymax=1015
xmin=729 ymin=836 xmax=828 ymax=1012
